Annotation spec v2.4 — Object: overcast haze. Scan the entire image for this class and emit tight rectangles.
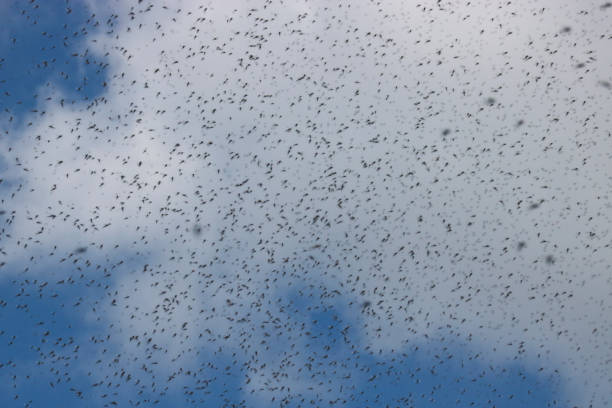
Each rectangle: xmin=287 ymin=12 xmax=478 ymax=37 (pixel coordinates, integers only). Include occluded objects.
xmin=1 ymin=0 xmax=611 ymax=406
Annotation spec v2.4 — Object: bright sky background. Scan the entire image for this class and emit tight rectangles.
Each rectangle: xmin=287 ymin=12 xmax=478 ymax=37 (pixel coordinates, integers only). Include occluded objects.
xmin=1 ymin=0 xmax=611 ymax=407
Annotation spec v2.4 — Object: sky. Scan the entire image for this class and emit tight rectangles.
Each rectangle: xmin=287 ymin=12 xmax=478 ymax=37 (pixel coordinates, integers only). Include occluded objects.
xmin=0 ymin=0 xmax=611 ymax=407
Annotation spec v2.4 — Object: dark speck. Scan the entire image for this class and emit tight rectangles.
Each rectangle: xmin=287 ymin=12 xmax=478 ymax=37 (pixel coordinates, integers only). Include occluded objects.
xmin=529 ymin=202 xmax=540 ymax=210
xmin=441 ymin=128 xmax=451 ymax=136
xmin=561 ymin=26 xmax=571 ymax=33
xmin=75 ymin=246 xmax=87 ymax=254
xmin=517 ymin=241 xmax=526 ymax=250
xmin=193 ymin=224 xmax=202 ymax=235
xmin=362 ymin=301 xmax=371 ymax=308
xmin=545 ymin=255 xmax=555 ymax=264
xmin=485 ymin=97 xmax=496 ymax=106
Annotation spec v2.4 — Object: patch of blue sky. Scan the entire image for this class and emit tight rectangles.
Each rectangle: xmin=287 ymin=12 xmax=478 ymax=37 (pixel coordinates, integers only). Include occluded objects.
xmin=251 ymin=285 xmax=565 ymax=408
xmin=0 ymin=251 xmax=148 ymax=406
xmin=0 ymin=0 xmax=109 ymax=128
xmin=0 ymin=263 xmax=565 ymax=407
xmin=0 ymin=271 xmax=104 ymax=407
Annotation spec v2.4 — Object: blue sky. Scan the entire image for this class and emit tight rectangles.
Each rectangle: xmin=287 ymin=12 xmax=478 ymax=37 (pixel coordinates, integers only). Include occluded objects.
xmin=1 ymin=0 xmax=611 ymax=407
xmin=0 ymin=0 xmax=107 ymax=125
xmin=0 ymin=277 xmax=563 ymax=407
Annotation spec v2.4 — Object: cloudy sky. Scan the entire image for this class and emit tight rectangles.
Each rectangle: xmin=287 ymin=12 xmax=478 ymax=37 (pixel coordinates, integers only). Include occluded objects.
xmin=1 ymin=0 xmax=611 ymax=407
